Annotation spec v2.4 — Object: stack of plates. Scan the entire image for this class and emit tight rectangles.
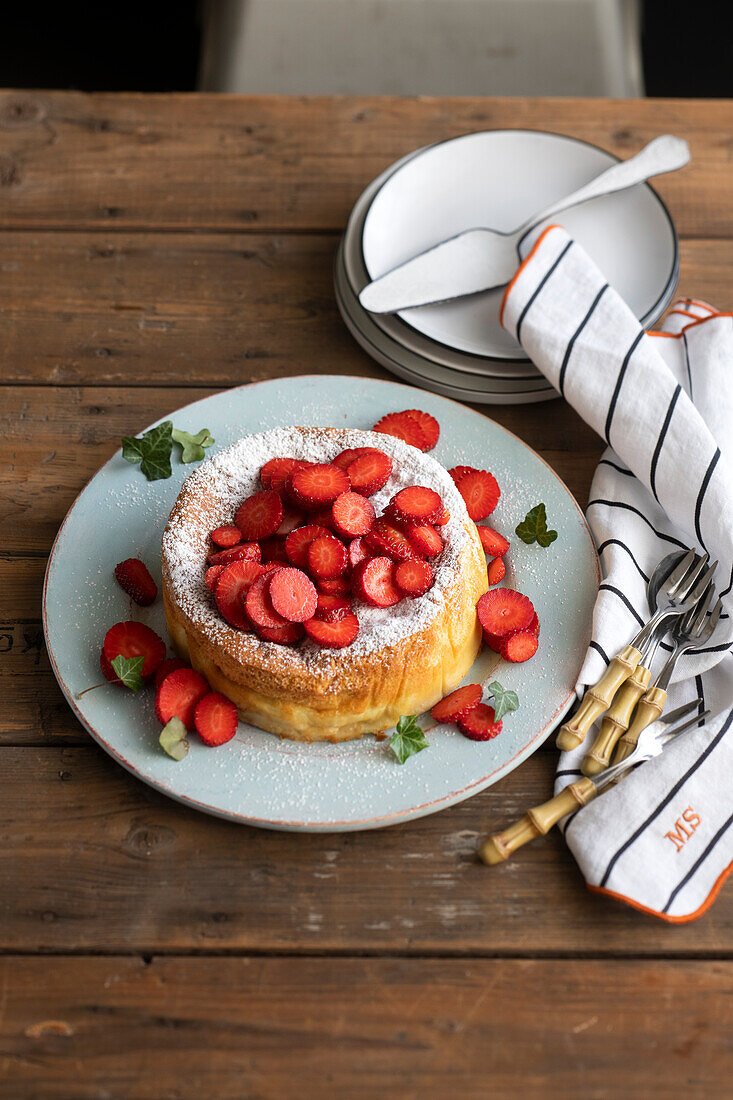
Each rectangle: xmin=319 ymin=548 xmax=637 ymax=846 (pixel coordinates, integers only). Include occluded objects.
xmin=335 ymin=130 xmax=679 ymax=405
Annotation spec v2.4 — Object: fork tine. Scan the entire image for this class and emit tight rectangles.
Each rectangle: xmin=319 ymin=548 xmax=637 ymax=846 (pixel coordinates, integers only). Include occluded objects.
xmin=658 ymin=709 xmax=711 ymax=745
xmin=704 ymin=598 xmax=723 ymax=637
xmin=685 ymin=584 xmax=715 ymax=635
xmin=663 ymin=548 xmax=699 ymax=598
xmin=684 ymin=560 xmax=718 ymax=607
xmin=672 ymin=551 xmax=710 ymax=601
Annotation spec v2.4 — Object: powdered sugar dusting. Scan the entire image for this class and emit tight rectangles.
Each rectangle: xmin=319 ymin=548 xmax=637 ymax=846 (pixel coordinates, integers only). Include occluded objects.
xmin=162 ymin=426 xmax=471 ymax=684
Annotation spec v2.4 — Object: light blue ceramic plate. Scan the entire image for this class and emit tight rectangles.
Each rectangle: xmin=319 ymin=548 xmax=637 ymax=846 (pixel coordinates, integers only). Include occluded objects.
xmin=43 ymin=376 xmax=599 ymax=832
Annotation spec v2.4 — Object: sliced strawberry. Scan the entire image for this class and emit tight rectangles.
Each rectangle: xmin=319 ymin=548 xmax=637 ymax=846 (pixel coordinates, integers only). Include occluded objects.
xmin=331 ymin=491 xmax=376 ymax=538
xmin=332 ymin=446 xmax=381 ymax=471
xmin=259 ymin=536 xmax=289 ymax=564
xmin=245 ymin=571 xmax=287 ymax=630
xmin=403 ymin=409 xmax=440 ymax=450
xmin=154 ymin=657 xmax=190 ymax=691
xmin=210 ymin=525 xmax=242 ymax=549
xmin=448 ymin=465 xmax=477 ymax=484
xmin=155 ymin=668 xmax=209 ymax=731
xmin=430 ymin=683 xmax=482 ymax=723
xmin=500 ymin=631 xmax=538 ymax=663
xmin=114 ymin=558 xmax=158 ymax=606
xmin=256 ymin=621 xmax=305 ymax=645
xmin=205 ymin=564 xmax=226 ymax=591
xmin=390 ymin=485 xmax=443 ymax=525
xmin=406 ymin=524 xmax=443 ymax=558
xmin=290 ymin=463 xmax=350 ymax=508
xmin=476 ymin=589 xmax=535 ymax=637
xmin=315 ymin=593 xmax=352 ymax=622
xmin=285 ymin=524 xmax=332 ymax=569
xmin=310 ymin=507 xmax=336 ymax=529
xmin=366 ymin=519 xmax=419 ymax=562
xmin=527 ymin=610 xmax=540 ymax=637
xmin=316 ymin=576 xmax=352 ymax=596
xmin=434 ymin=507 xmax=450 ymax=526
xmin=458 ymin=703 xmax=503 ymax=741
xmin=345 ymin=450 xmax=393 ymax=496
xmin=348 ymin=536 xmax=374 ymax=569
xmin=482 ymin=628 xmax=504 ymax=654
xmin=308 ymin=534 xmax=348 ymax=578
xmin=373 ymin=411 xmax=428 ymax=451
xmin=103 ymin=621 xmax=166 ymax=681
xmin=194 ymin=691 xmax=238 ymax=746
xmin=394 ymin=558 xmax=434 ymax=597
xmin=477 ymin=526 xmax=510 ymax=557
xmin=304 ymin=612 xmax=359 ymax=649
xmin=100 ymin=648 xmax=119 ymax=683
xmin=208 ymin=542 xmax=261 ymax=566
xmin=455 ymin=469 xmax=500 ymax=521
xmin=277 ymin=505 xmax=305 ymax=535
xmin=487 ymin=557 xmax=506 ymax=586
xmin=353 ymin=556 xmax=402 ymax=608
xmin=260 ymin=457 xmax=310 ymax=494
xmin=267 ymin=566 xmax=318 ymax=623
xmin=214 ymin=559 xmax=262 ymax=630
xmin=235 ymin=489 xmax=284 ymax=541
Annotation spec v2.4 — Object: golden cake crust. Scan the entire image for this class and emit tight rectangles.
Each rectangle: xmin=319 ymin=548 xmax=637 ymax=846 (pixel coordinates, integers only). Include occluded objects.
xmin=161 ymin=426 xmax=488 ymax=742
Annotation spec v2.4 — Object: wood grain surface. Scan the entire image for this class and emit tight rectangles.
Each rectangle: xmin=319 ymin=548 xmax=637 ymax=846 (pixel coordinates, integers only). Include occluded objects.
xmin=1 ymin=91 xmax=732 ymax=1098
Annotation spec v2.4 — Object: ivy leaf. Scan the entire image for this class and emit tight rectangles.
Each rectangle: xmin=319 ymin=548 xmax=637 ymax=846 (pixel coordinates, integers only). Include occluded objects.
xmin=389 ymin=715 xmax=429 ymax=765
xmin=487 ymin=680 xmax=520 ymax=723
xmin=121 ymin=420 xmax=173 ymax=481
xmin=110 ymin=654 xmax=145 ymax=692
xmin=515 ymin=502 xmax=558 ymax=547
xmin=159 ymin=716 xmax=189 ymax=761
xmin=172 ymin=427 xmax=215 ymax=464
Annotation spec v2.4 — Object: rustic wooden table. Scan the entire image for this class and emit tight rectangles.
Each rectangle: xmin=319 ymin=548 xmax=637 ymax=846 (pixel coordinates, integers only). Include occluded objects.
xmin=1 ymin=91 xmax=732 ymax=1098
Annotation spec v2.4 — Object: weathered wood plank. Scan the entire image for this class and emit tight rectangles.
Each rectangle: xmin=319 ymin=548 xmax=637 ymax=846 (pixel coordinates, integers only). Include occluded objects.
xmin=0 ymin=92 xmax=731 ymax=235
xmin=1 ymin=955 xmax=731 ymax=1098
xmin=0 ymin=232 xmax=730 ymax=388
xmin=1 ymin=745 xmax=731 ymax=952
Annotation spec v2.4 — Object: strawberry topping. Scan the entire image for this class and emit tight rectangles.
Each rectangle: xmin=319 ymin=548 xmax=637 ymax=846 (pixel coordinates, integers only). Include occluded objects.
xmin=500 ymin=631 xmax=538 ymax=663
xmin=315 ymin=593 xmax=352 ymax=621
xmin=390 ymin=485 xmax=443 ymax=525
xmin=448 ymin=465 xmax=476 ymax=484
xmin=235 ymin=489 xmax=284 ymax=540
xmin=331 ymin=491 xmax=376 ymax=538
xmin=366 ymin=519 xmax=419 ymax=562
xmin=353 ymin=556 xmax=402 ymax=608
xmin=154 ymin=657 xmax=190 ymax=691
xmin=316 ymin=576 xmax=352 ymax=596
xmin=348 ymin=536 xmax=374 ymax=569
xmin=290 ymin=463 xmax=350 ymax=508
xmin=345 ymin=450 xmax=393 ymax=495
xmin=476 ymin=526 xmax=510 ymax=557
xmin=114 ymin=558 xmax=158 ymax=606
xmin=307 ymin=534 xmax=348 ymax=578
xmin=277 ymin=505 xmax=306 ymax=535
xmin=194 ymin=691 xmax=238 ymax=745
xmin=214 ymin=559 xmax=262 ymax=630
xmin=205 ymin=564 xmax=226 ymax=591
xmin=267 ymin=567 xmax=318 ymax=623
xmin=260 ymin=457 xmax=310 ymax=494
xmin=210 ymin=526 xmax=242 ymax=549
xmin=332 ymin=446 xmax=382 ymax=470
xmin=155 ymin=668 xmax=209 ymax=731
xmin=304 ymin=612 xmax=360 ymax=649
xmin=434 ymin=507 xmax=450 ymax=526
xmin=402 ymin=409 xmax=440 ymax=450
xmin=284 ymin=524 xmax=332 ymax=569
xmin=487 ymin=557 xmax=506 ymax=586
xmin=458 ymin=703 xmax=503 ymax=741
xmin=259 ymin=536 xmax=289 ymax=563
xmin=256 ymin=621 xmax=305 ymax=645
xmin=245 ymin=571 xmax=288 ymax=630
xmin=373 ymin=411 xmax=428 ymax=451
xmin=394 ymin=558 xmax=434 ymax=597
xmin=405 ymin=524 xmax=443 ymax=558
xmin=476 ymin=589 xmax=535 ymax=637
xmin=430 ymin=683 xmax=482 ymax=723
xmin=103 ymin=621 xmax=166 ymax=681
xmin=454 ymin=469 xmax=500 ymax=521
xmin=208 ymin=542 xmax=261 ymax=566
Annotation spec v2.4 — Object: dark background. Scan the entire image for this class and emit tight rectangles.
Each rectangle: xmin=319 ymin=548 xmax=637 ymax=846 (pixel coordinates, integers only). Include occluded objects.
xmin=0 ymin=2 xmax=729 ymax=96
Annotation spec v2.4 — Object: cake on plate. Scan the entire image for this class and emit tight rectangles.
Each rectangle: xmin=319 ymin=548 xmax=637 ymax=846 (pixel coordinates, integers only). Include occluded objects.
xmin=161 ymin=425 xmax=488 ymax=742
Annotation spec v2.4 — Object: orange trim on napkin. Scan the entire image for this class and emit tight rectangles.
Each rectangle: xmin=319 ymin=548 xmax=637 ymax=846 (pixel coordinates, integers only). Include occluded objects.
xmin=648 ymin=311 xmax=733 ymax=339
xmin=499 ymin=224 xmax=563 ymax=328
xmin=588 ymin=859 xmax=733 ymax=923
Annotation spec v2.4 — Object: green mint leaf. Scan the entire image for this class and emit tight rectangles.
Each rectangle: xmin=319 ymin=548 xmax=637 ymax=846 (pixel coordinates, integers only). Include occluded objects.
xmin=121 ymin=420 xmax=173 ymax=481
xmin=515 ymin=502 xmax=557 ymax=547
xmin=488 ymin=680 xmax=520 ymax=723
xmin=172 ymin=427 xmax=215 ymax=464
xmin=389 ymin=715 xmax=429 ymax=765
xmin=159 ymin=716 xmax=189 ymax=761
xmin=110 ymin=654 xmax=145 ymax=692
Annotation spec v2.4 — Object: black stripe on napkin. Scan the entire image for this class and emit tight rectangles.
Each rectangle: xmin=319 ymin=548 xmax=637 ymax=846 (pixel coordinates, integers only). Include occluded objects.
xmin=683 ymin=331 xmax=693 ymax=396
xmin=720 ymin=563 xmax=733 ymax=600
xmin=694 ymin=447 xmax=721 ymax=549
xmin=558 ymin=283 xmax=609 ymax=397
xmin=596 ymin=539 xmax=651 ymax=584
xmin=695 ymin=675 xmax=706 ymax=726
xmin=649 ymin=384 xmax=682 ymax=503
xmin=515 ymin=240 xmax=573 ymax=344
xmin=598 ymin=584 xmax=645 ymax=627
xmin=604 ymin=330 xmax=645 ymax=446
xmin=598 ymin=707 xmax=733 ymax=889
xmin=586 ymin=500 xmax=688 ymax=548
xmin=598 ymin=457 xmax=635 ymax=477
xmin=661 ymin=810 xmax=733 ymax=914
xmin=589 ymin=639 xmax=611 ymax=665
xmin=556 ymin=768 xmax=584 ymax=779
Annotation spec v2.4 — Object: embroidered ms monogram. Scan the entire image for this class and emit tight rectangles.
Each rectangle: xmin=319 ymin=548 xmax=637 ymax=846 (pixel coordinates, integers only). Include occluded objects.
xmin=664 ymin=807 xmax=701 ymax=852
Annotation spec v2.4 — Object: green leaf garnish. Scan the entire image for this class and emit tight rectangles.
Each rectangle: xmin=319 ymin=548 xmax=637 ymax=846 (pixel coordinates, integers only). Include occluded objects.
xmin=172 ymin=427 xmax=215 ymax=463
xmin=515 ymin=502 xmax=557 ymax=547
xmin=121 ymin=420 xmax=174 ymax=481
xmin=159 ymin=716 xmax=189 ymax=761
xmin=487 ymin=680 xmax=520 ymax=723
xmin=110 ymin=654 xmax=145 ymax=692
xmin=389 ymin=715 xmax=429 ymax=765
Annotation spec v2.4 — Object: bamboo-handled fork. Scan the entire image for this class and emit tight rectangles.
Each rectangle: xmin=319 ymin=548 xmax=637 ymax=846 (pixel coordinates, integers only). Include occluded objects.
xmin=479 ymin=701 xmax=708 ymax=864
xmin=556 ymin=549 xmax=716 ymax=752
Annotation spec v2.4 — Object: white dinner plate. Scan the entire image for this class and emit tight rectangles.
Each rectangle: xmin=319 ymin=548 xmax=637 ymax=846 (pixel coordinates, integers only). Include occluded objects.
xmin=361 ymin=130 xmax=679 ymax=359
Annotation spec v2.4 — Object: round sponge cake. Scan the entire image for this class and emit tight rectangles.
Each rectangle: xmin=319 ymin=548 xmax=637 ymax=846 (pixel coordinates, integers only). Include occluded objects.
xmin=161 ymin=426 xmax=488 ymax=742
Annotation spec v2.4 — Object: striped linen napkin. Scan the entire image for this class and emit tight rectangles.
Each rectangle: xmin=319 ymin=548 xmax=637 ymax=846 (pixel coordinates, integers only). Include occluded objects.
xmin=500 ymin=224 xmax=733 ymax=921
